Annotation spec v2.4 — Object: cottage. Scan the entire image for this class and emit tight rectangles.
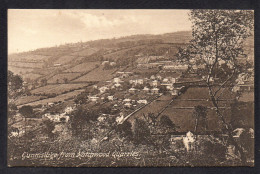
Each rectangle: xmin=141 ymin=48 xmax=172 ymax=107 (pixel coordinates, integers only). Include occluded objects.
xmin=123 ymin=98 xmax=131 ymax=102
xmin=99 ymin=86 xmax=109 ymax=93
xmin=156 ymin=75 xmax=162 ymax=80
xmin=129 ymin=87 xmax=136 ymax=93
xmin=137 ymin=79 xmax=144 ymax=85
xmin=150 ymin=75 xmax=156 ymax=80
xmin=152 ymin=80 xmax=158 ymax=87
xmin=124 ymin=102 xmax=132 ymax=108
xmin=89 ymin=96 xmax=99 ymax=102
xmin=114 ymin=83 xmax=122 ymax=88
xmin=162 ymin=78 xmax=169 ymax=83
xmin=114 ymin=78 xmax=121 ymax=84
xmin=108 ymin=96 xmax=114 ymax=101
xmin=143 ymin=86 xmax=150 ymax=92
xmin=183 ymin=131 xmax=195 ymax=151
xmin=137 ymin=100 xmax=148 ymax=104
xmin=151 ymin=88 xmax=159 ymax=94
xmin=64 ymin=106 xmax=74 ymax=114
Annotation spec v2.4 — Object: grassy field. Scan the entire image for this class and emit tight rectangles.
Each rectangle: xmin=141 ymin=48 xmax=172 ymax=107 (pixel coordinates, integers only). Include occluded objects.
xmin=47 ymin=73 xmax=81 ymax=83
xmin=53 ymin=55 xmax=77 ymax=64
xmin=64 ymin=62 xmax=99 ymax=73
xmin=72 ymin=67 xmax=116 ymax=82
xmin=20 ymin=89 xmax=85 ymax=106
xmin=14 ymin=95 xmax=47 ymax=106
xmin=30 ymin=83 xmax=89 ymax=95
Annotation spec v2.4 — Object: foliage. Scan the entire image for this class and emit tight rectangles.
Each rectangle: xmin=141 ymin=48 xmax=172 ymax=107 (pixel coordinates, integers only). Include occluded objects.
xmin=176 ymin=9 xmax=254 ymax=165
xmin=19 ymin=105 xmax=34 ymax=118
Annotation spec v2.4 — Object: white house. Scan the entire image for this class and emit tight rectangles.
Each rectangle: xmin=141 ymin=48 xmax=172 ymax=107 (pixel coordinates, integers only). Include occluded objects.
xmin=143 ymin=87 xmax=150 ymax=92
xmin=129 ymin=87 xmax=136 ymax=93
xmin=114 ymin=78 xmax=121 ymax=84
xmin=151 ymin=88 xmax=159 ymax=94
xmin=108 ymin=96 xmax=114 ymax=101
xmin=89 ymin=96 xmax=99 ymax=102
xmin=99 ymin=86 xmax=109 ymax=93
xmin=64 ymin=106 xmax=74 ymax=114
xmin=137 ymin=100 xmax=148 ymax=104
xmin=124 ymin=102 xmax=132 ymax=108
xmin=152 ymin=80 xmax=158 ymax=87
xmin=123 ymin=98 xmax=131 ymax=102
xmin=183 ymin=131 xmax=195 ymax=151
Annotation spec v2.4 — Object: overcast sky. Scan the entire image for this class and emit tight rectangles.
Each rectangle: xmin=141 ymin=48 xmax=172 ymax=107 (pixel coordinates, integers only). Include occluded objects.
xmin=8 ymin=9 xmax=191 ymax=54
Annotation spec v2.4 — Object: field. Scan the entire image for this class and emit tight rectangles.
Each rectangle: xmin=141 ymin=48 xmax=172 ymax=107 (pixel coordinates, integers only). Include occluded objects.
xmin=30 ymin=83 xmax=89 ymax=95
xmin=8 ymin=62 xmax=44 ymax=68
xmin=47 ymin=73 xmax=81 ymax=83
xmin=20 ymin=89 xmax=85 ymax=106
xmin=14 ymin=95 xmax=47 ymax=106
xmin=64 ymin=62 xmax=99 ymax=73
xmin=70 ymin=48 xmax=98 ymax=57
xmin=53 ymin=55 xmax=77 ymax=64
xmin=72 ymin=67 xmax=117 ymax=82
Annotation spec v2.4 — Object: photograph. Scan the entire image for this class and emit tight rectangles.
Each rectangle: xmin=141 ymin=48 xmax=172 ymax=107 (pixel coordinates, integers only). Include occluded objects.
xmin=7 ymin=9 xmax=254 ymax=167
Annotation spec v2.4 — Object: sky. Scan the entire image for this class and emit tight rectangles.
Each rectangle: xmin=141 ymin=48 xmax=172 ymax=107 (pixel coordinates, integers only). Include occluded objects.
xmin=8 ymin=9 xmax=191 ymax=54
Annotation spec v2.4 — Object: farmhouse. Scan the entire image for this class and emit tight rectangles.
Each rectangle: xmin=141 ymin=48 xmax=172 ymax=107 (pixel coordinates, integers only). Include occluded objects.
xmin=108 ymin=96 xmax=114 ymax=101
xmin=124 ymin=102 xmax=132 ymax=108
xmin=129 ymin=87 xmax=136 ymax=93
xmin=143 ymin=86 xmax=150 ymax=92
xmin=99 ymin=86 xmax=109 ymax=93
xmin=151 ymin=88 xmax=159 ymax=94
xmin=137 ymin=100 xmax=148 ymax=104
xmin=89 ymin=96 xmax=99 ymax=102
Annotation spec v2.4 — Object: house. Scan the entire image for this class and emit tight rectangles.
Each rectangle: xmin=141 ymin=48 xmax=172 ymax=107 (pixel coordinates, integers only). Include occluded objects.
xmin=170 ymin=78 xmax=176 ymax=83
xmin=162 ymin=78 xmax=169 ymax=83
xmin=183 ymin=131 xmax=195 ymax=151
xmin=129 ymin=87 xmax=136 ymax=93
xmin=151 ymin=88 xmax=159 ymax=94
xmin=123 ymin=98 xmax=131 ymax=103
xmin=64 ymin=106 xmax=74 ymax=114
xmin=171 ymin=89 xmax=179 ymax=96
xmin=232 ymin=86 xmax=240 ymax=93
xmin=137 ymin=79 xmax=144 ymax=85
xmin=143 ymin=87 xmax=150 ymax=92
xmin=156 ymin=75 xmax=162 ymax=80
xmin=108 ymin=96 xmax=114 ymax=101
xmin=152 ymin=80 xmax=158 ymax=87
xmin=44 ymin=113 xmax=70 ymax=123
xmin=124 ymin=102 xmax=132 ymax=108
xmin=150 ymin=75 xmax=156 ymax=80
xmin=99 ymin=86 xmax=109 ymax=93
xmin=114 ymin=78 xmax=121 ymax=84
xmin=114 ymin=83 xmax=122 ymax=88
xmin=166 ymin=85 xmax=174 ymax=91
xmin=89 ymin=96 xmax=99 ymax=102
xmin=137 ymin=100 xmax=148 ymax=104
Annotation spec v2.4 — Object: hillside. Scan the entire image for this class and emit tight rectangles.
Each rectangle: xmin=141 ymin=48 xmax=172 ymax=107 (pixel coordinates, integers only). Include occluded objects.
xmin=8 ymin=31 xmax=193 ymax=82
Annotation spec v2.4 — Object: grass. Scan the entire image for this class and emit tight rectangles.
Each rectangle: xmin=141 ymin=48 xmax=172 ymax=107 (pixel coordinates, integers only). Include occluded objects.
xmin=14 ymin=95 xmax=47 ymax=106
xmin=47 ymin=73 xmax=81 ymax=83
xmin=73 ymin=67 xmax=116 ymax=82
xmin=20 ymin=89 xmax=85 ymax=106
xmin=31 ymin=83 xmax=89 ymax=95
xmin=64 ymin=62 xmax=99 ymax=73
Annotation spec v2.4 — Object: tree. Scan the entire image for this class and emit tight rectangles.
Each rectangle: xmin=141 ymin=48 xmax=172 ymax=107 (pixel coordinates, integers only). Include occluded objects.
xmin=40 ymin=78 xmax=47 ymax=86
xmin=19 ymin=105 xmax=34 ymax=118
xmin=176 ymin=10 xmax=254 ymax=165
xmin=8 ymin=70 xmax=23 ymax=100
xmin=192 ymin=105 xmax=208 ymax=134
xmin=133 ymin=118 xmax=152 ymax=145
xmin=63 ymin=78 xmax=68 ymax=84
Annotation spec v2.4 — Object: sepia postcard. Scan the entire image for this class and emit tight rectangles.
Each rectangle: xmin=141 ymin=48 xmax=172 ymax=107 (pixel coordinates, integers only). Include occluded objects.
xmin=7 ymin=9 xmax=254 ymax=167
